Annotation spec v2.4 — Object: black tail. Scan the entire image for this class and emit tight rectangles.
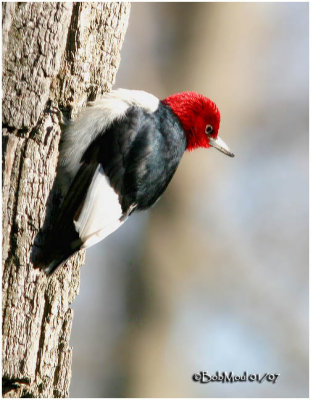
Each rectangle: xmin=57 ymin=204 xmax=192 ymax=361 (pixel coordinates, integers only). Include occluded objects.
xmin=43 ymin=250 xmax=78 ymax=275
xmin=37 ymin=163 xmax=98 ymax=275
xmin=36 ymin=203 xmax=82 ymax=275
xmin=38 ymin=231 xmax=82 ymax=275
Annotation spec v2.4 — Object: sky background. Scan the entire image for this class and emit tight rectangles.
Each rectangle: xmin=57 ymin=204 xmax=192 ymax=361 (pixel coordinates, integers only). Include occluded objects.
xmin=70 ymin=3 xmax=308 ymax=397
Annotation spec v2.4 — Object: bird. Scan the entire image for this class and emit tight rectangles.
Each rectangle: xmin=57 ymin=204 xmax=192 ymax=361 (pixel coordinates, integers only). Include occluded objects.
xmin=42 ymin=89 xmax=234 ymax=274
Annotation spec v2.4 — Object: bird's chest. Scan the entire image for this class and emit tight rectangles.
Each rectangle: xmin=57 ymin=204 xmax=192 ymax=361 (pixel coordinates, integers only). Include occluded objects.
xmin=128 ymin=122 xmax=186 ymax=210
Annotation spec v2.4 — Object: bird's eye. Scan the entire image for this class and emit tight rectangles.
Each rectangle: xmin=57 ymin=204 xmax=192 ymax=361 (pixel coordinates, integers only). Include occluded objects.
xmin=205 ymin=125 xmax=214 ymax=135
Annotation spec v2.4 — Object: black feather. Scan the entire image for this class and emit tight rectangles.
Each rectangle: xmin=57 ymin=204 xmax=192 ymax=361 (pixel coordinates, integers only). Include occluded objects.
xmin=42 ymin=163 xmax=98 ymax=274
xmin=84 ymin=103 xmax=187 ymax=212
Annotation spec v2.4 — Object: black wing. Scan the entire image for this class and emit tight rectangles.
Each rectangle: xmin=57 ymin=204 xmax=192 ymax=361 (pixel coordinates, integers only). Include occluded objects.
xmin=85 ymin=104 xmax=187 ymax=211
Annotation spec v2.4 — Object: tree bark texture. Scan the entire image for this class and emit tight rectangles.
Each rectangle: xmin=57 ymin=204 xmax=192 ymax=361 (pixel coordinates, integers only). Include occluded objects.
xmin=2 ymin=2 xmax=130 ymax=397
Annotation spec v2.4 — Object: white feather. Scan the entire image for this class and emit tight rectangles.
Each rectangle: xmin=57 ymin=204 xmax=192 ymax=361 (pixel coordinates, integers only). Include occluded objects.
xmin=73 ymin=165 xmax=125 ymax=249
xmin=58 ymin=89 xmax=159 ymax=196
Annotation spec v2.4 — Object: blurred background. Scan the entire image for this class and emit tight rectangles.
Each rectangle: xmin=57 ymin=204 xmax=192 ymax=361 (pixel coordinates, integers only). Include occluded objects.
xmin=70 ymin=3 xmax=308 ymax=397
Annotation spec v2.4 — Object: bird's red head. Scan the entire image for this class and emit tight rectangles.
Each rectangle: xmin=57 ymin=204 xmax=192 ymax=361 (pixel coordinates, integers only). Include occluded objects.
xmin=162 ymin=92 xmax=233 ymax=155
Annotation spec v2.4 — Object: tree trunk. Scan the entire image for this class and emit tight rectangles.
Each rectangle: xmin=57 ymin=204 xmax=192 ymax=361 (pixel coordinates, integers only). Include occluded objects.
xmin=2 ymin=2 xmax=130 ymax=397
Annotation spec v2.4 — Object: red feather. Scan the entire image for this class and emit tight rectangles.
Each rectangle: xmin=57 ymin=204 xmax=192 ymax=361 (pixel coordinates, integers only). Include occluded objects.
xmin=162 ymin=91 xmax=220 ymax=151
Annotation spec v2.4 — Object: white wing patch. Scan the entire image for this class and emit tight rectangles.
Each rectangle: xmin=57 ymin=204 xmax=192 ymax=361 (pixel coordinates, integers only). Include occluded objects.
xmin=74 ymin=165 xmax=125 ymax=249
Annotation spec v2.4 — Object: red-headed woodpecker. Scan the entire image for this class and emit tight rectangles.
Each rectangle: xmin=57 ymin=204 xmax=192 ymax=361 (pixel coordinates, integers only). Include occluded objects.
xmin=43 ymin=89 xmax=234 ymax=274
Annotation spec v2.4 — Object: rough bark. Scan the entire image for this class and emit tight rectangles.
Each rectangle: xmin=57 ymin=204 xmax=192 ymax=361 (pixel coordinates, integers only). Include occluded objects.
xmin=2 ymin=2 xmax=130 ymax=397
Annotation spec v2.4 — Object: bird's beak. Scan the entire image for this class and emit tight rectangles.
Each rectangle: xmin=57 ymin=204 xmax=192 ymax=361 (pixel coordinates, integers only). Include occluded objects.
xmin=209 ymin=136 xmax=234 ymax=157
